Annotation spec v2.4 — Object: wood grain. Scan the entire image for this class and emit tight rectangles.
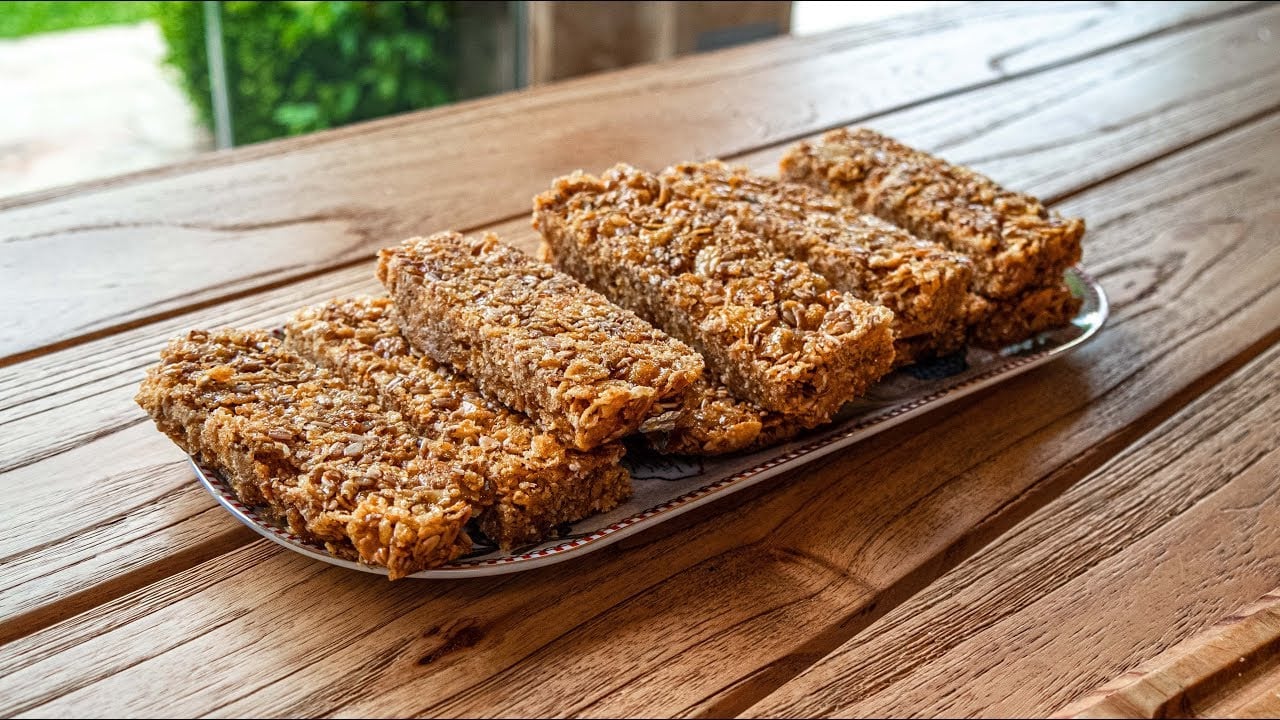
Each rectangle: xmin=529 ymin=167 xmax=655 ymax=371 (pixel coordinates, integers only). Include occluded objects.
xmin=1059 ymin=589 xmax=1280 ymax=718
xmin=2 ymin=100 xmax=1277 ymax=718
xmin=2 ymin=5 xmax=1278 ymax=649
xmin=0 ymin=1 xmax=1256 ymax=362
xmin=743 ymin=343 xmax=1280 ymax=719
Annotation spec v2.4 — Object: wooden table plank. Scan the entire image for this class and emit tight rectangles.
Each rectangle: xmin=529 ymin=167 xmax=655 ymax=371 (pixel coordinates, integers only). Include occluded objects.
xmin=0 ymin=1 xmax=1255 ymax=362
xmin=1059 ymin=589 xmax=1280 ymax=718
xmin=742 ymin=340 xmax=1280 ymax=719
xmin=2 ymin=4 xmax=1278 ymax=651
xmin=2 ymin=103 xmax=1277 ymax=719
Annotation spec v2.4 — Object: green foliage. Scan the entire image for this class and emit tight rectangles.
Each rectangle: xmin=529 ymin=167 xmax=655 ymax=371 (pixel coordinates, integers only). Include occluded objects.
xmin=155 ymin=1 xmax=457 ymax=145
xmin=0 ymin=1 xmax=154 ymax=39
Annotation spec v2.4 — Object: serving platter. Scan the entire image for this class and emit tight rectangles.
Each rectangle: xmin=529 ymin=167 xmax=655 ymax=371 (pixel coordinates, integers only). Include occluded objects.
xmin=192 ymin=267 xmax=1107 ymax=578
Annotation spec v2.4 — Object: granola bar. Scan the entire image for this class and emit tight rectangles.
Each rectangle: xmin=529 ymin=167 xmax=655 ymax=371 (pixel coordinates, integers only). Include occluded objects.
xmin=134 ymin=329 xmax=473 ymax=579
xmin=534 ymin=164 xmax=896 ymax=426
xmin=892 ymin=316 xmax=968 ymax=366
xmin=645 ymin=378 xmax=810 ymax=455
xmin=659 ymin=160 xmax=974 ymax=361
xmin=965 ymin=281 xmax=1082 ymax=348
xmin=779 ymin=128 xmax=1084 ymax=301
xmin=284 ymin=296 xmax=632 ymax=549
xmin=377 ymin=231 xmax=703 ymax=451
xmin=645 ymin=378 xmax=763 ymax=455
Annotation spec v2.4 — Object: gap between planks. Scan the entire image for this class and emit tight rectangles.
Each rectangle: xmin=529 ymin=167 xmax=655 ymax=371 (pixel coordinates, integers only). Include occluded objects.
xmin=1058 ymin=587 xmax=1280 ymax=718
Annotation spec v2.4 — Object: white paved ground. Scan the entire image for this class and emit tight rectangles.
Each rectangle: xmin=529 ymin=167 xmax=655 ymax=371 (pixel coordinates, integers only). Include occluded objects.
xmin=0 ymin=22 xmax=211 ymax=200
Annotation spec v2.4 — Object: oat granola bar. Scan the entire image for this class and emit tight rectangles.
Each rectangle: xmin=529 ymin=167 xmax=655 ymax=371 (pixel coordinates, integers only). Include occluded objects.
xmin=530 ymin=241 xmax=769 ymax=457
xmin=534 ymin=164 xmax=896 ymax=425
xmin=135 ymin=329 xmax=473 ymax=579
xmin=377 ymin=232 xmax=703 ymax=451
xmin=892 ymin=316 xmax=969 ymax=366
xmin=284 ymin=296 xmax=632 ymax=548
xmin=780 ymin=128 xmax=1084 ymax=301
xmin=965 ymin=281 xmax=1082 ymax=348
xmin=659 ymin=160 xmax=973 ymax=361
xmin=646 ymin=377 xmax=811 ymax=455
xmin=645 ymin=378 xmax=763 ymax=455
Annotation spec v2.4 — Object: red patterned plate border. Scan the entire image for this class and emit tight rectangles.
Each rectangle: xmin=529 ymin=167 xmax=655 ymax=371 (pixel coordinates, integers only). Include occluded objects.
xmin=191 ymin=266 xmax=1107 ymax=578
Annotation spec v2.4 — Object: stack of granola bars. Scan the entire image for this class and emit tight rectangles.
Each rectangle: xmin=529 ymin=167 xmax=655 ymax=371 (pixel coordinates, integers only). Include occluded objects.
xmin=779 ymin=128 xmax=1084 ymax=347
xmin=136 ymin=130 xmax=1085 ymax=577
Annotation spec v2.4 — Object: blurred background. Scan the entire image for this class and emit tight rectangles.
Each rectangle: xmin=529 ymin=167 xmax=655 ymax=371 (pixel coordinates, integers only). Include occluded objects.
xmin=0 ymin=0 xmax=952 ymax=200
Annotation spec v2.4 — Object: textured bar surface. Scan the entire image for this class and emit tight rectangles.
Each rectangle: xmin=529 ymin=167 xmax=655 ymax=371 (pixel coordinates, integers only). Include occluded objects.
xmin=646 ymin=378 xmax=764 ymax=455
xmin=660 ymin=160 xmax=973 ymax=360
xmin=377 ymin=232 xmax=703 ymax=451
xmin=284 ymin=296 xmax=632 ymax=549
xmin=534 ymin=164 xmax=896 ymax=425
xmin=644 ymin=377 xmax=816 ymax=456
xmin=780 ymin=127 xmax=1084 ymax=300
xmin=966 ymin=281 xmax=1083 ymax=348
xmin=780 ymin=127 xmax=1085 ymax=346
xmin=134 ymin=329 xmax=473 ymax=579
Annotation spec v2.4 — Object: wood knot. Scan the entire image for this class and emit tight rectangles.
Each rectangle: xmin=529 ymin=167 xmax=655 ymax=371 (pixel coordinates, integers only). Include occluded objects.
xmin=417 ymin=622 xmax=484 ymax=666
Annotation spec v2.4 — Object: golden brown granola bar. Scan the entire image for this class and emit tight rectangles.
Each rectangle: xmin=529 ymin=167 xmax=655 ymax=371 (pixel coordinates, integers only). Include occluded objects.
xmin=780 ymin=128 xmax=1084 ymax=301
xmin=377 ymin=232 xmax=703 ymax=452
xmin=659 ymin=160 xmax=973 ymax=362
xmin=891 ymin=317 xmax=969 ymax=366
xmin=284 ymin=296 xmax=632 ymax=549
xmin=529 ymin=238 xmax=771 ymax=457
xmin=646 ymin=376 xmax=840 ymax=455
xmin=536 ymin=238 xmax=829 ymax=456
xmin=534 ymin=164 xmax=896 ymax=426
xmin=645 ymin=378 xmax=764 ymax=455
xmin=965 ymin=281 xmax=1082 ymax=348
xmin=134 ymin=329 xmax=473 ymax=579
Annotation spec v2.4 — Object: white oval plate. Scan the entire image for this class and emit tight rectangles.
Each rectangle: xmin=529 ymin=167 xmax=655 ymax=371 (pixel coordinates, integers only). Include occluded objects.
xmin=193 ymin=267 xmax=1107 ymax=578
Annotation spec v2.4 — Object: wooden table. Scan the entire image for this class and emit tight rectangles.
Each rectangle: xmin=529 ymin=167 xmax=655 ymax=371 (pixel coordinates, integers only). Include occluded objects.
xmin=3 ymin=2 xmax=1279 ymax=716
